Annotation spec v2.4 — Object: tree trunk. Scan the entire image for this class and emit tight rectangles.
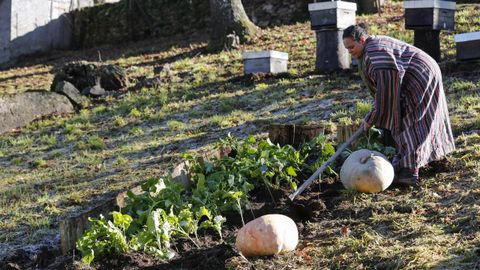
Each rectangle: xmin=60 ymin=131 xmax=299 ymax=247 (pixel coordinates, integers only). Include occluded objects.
xmin=208 ymin=0 xmax=258 ymax=51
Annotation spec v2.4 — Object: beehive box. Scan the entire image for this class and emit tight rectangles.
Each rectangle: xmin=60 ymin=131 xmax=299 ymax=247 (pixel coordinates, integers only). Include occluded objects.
xmin=455 ymin=31 xmax=480 ymax=60
xmin=242 ymin=50 xmax=288 ymax=74
xmin=404 ymin=0 xmax=455 ymax=30
xmin=308 ymin=1 xmax=357 ymax=30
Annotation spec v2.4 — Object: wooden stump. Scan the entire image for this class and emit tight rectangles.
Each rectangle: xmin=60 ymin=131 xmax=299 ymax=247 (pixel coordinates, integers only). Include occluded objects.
xmin=268 ymin=124 xmax=326 ymax=148
xmin=60 ymin=198 xmax=118 ymax=255
xmin=336 ymin=124 xmax=361 ymax=145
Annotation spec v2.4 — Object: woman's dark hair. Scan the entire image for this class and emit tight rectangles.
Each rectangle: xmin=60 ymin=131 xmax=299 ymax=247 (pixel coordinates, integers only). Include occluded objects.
xmin=342 ymin=23 xmax=369 ymax=41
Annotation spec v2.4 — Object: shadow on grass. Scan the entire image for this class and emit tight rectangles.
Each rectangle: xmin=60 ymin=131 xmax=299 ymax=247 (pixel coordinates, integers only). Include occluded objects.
xmin=5 ymin=31 xmax=210 ymax=72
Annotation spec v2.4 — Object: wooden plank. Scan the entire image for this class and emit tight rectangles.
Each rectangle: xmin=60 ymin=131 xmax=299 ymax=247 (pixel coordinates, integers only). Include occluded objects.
xmin=59 ymin=197 xmax=118 ymax=255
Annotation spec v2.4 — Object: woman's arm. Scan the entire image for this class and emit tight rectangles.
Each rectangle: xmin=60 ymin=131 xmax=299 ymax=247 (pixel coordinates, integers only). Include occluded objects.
xmin=363 ymin=68 xmax=401 ymax=134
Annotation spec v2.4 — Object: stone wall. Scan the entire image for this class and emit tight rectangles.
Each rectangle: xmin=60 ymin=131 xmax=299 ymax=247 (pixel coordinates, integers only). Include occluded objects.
xmin=9 ymin=0 xmax=81 ymax=56
xmin=0 ymin=0 xmax=12 ymax=64
xmin=0 ymin=0 xmax=120 ymax=66
xmin=72 ymin=0 xmax=210 ymax=48
xmin=72 ymin=0 xmax=313 ymax=48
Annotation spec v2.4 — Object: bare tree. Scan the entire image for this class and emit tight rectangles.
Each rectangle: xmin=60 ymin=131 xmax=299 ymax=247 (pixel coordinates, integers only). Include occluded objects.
xmin=208 ymin=0 xmax=258 ymax=51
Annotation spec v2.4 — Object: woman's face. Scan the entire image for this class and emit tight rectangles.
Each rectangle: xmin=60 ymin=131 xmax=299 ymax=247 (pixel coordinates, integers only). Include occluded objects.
xmin=343 ymin=37 xmax=366 ymax=59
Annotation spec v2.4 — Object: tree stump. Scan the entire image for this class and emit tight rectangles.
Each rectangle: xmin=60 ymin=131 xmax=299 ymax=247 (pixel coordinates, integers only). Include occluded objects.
xmin=336 ymin=124 xmax=361 ymax=145
xmin=268 ymin=124 xmax=326 ymax=148
xmin=60 ymin=198 xmax=118 ymax=255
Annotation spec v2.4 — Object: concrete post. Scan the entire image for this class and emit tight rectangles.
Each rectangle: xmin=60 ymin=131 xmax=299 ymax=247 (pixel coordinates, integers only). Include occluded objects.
xmin=315 ymin=30 xmax=351 ymax=72
xmin=414 ymin=30 xmax=441 ymax=62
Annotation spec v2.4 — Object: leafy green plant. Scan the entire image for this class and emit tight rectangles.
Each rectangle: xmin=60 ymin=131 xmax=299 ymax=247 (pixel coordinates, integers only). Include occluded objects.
xmin=255 ymin=83 xmax=269 ymax=91
xmin=113 ymin=116 xmax=127 ymax=127
xmin=33 ymin=158 xmax=48 ymax=168
xmin=450 ymin=79 xmax=477 ymax=92
xmin=130 ymin=108 xmax=142 ymax=118
xmin=219 ymin=96 xmax=235 ymax=113
xmin=9 ymin=136 xmax=33 ymax=148
xmin=87 ymin=135 xmax=106 ymax=150
xmin=348 ymin=127 xmax=397 ymax=159
xmin=40 ymin=135 xmax=57 ymax=146
xmin=167 ymin=120 xmax=186 ymax=131
xmin=129 ymin=126 xmax=144 ymax=136
xmin=216 ymin=134 xmax=304 ymax=190
xmin=77 ymin=133 xmax=331 ymax=264
xmin=299 ymin=134 xmax=336 ymax=174
xmin=77 ymin=212 xmax=132 ymax=265
xmin=353 ymin=101 xmax=372 ymax=119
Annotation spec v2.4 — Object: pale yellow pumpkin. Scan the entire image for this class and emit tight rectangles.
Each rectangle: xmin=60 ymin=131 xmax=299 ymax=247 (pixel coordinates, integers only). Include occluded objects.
xmin=340 ymin=149 xmax=394 ymax=193
xmin=235 ymin=214 xmax=298 ymax=257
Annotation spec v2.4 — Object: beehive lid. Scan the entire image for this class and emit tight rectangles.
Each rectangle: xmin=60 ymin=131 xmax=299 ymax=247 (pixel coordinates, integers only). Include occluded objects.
xmin=308 ymin=1 xmax=357 ymax=12
xmin=454 ymin=31 xmax=480 ymax=43
xmin=404 ymin=0 xmax=456 ymax=10
xmin=242 ymin=50 xmax=289 ymax=60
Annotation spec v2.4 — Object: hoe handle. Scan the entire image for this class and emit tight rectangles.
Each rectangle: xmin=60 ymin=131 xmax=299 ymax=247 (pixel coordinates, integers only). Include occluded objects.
xmin=289 ymin=127 xmax=363 ymax=201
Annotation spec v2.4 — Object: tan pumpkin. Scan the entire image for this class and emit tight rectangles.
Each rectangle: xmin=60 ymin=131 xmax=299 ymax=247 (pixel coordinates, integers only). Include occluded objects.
xmin=235 ymin=214 xmax=298 ymax=257
xmin=340 ymin=149 xmax=394 ymax=193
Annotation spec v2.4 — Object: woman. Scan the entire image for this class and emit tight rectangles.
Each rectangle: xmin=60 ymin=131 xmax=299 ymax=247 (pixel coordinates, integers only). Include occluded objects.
xmin=342 ymin=24 xmax=455 ymax=186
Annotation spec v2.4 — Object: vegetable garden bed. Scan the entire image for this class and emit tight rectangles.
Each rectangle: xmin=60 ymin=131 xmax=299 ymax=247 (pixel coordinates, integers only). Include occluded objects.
xmin=63 ymin=127 xmax=412 ymax=269
xmin=71 ymin=133 xmax=339 ymax=267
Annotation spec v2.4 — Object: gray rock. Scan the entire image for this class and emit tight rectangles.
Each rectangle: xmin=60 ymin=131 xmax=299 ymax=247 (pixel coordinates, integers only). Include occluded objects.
xmin=99 ymin=64 xmax=129 ymax=91
xmin=81 ymin=85 xmax=106 ymax=97
xmin=50 ymin=61 xmax=128 ymax=93
xmin=0 ymin=91 xmax=74 ymax=135
xmin=141 ymin=76 xmax=162 ymax=88
xmin=53 ymin=80 xmax=88 ymax=108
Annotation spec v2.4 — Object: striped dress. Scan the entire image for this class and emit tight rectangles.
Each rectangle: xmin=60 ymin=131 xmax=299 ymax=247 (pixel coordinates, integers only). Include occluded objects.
xmin=359 ymin=35 xmax=455 ymax=170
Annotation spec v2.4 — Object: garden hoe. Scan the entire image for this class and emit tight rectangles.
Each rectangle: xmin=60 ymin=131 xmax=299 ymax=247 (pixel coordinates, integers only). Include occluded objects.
xmin=289 ymin=127 xmax=363 ymax=201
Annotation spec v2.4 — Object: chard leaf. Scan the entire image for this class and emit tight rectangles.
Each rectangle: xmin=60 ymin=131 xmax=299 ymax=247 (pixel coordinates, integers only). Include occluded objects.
xmin=196 ymin=173 xmax=206 ymax=190
xmin=286 ymin=166 xmax=297 ymax=177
